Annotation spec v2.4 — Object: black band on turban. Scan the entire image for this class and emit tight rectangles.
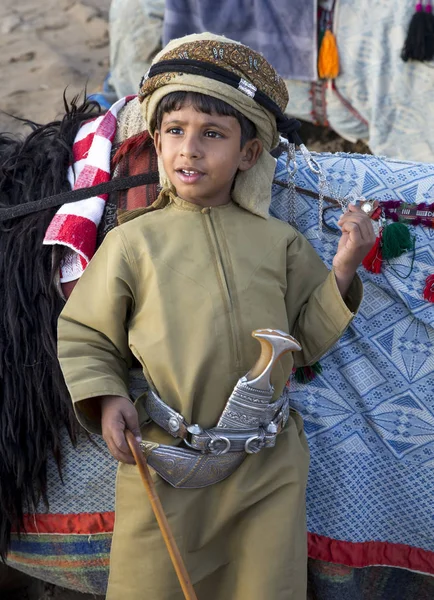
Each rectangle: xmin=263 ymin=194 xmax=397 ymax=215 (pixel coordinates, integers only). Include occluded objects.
xmin=139 ymin=59 xmax=302 ymax=145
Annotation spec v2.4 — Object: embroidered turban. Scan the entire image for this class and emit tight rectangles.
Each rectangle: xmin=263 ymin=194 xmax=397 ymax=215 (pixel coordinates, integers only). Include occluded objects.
xmin=138 ymin=33 xmax=298 ymax=218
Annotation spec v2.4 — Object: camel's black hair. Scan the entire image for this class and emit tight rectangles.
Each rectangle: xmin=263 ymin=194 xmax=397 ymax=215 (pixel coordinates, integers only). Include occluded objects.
xmin=0 ymin=93 xmax=102 ymax=559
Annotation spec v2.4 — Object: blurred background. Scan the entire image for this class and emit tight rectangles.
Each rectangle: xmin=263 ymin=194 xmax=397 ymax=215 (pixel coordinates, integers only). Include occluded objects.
xmin=0 ymin=0 xmax=370 ymax=155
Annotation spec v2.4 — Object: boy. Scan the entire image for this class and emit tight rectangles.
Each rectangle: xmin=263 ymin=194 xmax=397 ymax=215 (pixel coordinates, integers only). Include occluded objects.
xmin=58 ymin=33 xmax=374 ymax=599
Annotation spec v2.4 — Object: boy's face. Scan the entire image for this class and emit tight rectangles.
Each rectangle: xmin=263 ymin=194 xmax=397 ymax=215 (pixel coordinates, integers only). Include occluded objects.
xmin=154 ymin=102 xmax=262 ymax=207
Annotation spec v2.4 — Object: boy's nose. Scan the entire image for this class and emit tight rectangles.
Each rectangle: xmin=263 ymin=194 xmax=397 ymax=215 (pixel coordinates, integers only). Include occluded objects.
xmin=180 ymin=134 xmax=202 ymax=159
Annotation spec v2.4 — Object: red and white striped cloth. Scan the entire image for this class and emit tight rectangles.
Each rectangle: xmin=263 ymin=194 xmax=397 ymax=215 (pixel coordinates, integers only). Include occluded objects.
xmin=43 ymin=96 xmax=135 ymax=282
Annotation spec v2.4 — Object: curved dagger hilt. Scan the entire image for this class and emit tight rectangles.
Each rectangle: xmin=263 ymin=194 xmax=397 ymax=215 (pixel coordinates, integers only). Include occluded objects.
xmin=245 ymin=329 xmax=302 ymax=391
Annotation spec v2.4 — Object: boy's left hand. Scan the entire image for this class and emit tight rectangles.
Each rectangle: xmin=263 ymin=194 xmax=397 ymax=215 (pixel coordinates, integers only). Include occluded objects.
xmin=333 ymin=204 xmax=376 ymax=276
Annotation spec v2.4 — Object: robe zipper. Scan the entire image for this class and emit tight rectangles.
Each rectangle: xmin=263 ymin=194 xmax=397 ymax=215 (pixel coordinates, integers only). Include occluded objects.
xmin=205 ymin=209 xmax=241 ymax=368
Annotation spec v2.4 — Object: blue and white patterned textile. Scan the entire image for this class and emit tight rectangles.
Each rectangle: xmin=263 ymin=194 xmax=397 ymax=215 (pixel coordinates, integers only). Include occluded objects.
xmin=271 ymin=151 xmax=434 ymax=560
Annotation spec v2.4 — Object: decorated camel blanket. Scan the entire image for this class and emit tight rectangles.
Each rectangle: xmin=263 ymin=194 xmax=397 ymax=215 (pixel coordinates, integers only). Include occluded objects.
xmin=8 ymin=151 xmax=434 ymax=594
xmin=273 ymin=152 xmax=434 ymax=575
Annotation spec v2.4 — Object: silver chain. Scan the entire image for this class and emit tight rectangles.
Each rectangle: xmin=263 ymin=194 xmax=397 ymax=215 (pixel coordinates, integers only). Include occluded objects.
xmin=285 ymin=142 xmax=298 ymax=226
xmin=297 ymin=144 xmax=350 ymax=235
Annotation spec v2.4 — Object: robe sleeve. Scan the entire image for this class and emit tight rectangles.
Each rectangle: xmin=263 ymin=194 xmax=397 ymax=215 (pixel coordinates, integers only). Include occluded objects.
xmin=58 ymin=228 xmax=138 ymax=434
xmin=284 ymin=230 xmax=363 ymax=368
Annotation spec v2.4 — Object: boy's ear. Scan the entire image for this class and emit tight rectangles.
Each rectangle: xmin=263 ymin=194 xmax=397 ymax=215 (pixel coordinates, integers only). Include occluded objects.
xmin=238 ymin=138 xmax=263 ymax=172
xmin=153 ymin=130 xmax=162 ymax=156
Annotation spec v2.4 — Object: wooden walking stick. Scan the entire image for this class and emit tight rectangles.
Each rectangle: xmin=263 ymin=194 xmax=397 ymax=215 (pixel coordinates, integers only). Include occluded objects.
xmin=125 ymin=429 xmax=198 ymax=600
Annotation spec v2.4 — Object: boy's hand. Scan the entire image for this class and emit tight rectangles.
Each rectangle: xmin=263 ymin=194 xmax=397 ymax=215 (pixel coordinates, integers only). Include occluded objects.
xmin=101 ymin=395 xmax=142 ymax=464
xmin=333 ymin=204 xmax=376 ymax=298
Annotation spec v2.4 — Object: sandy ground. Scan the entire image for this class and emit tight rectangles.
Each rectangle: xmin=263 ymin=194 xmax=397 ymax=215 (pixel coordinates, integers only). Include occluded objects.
xmin=0 ymin=2 xmax=368 ymax=598
xmin=0 ymin=0 xmax=110 ymax=135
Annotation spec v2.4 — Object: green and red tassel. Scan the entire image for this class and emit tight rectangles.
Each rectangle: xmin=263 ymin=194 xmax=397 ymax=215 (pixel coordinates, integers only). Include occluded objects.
xmin=362 ymin=221 xmax=414 ymax=274
xmin=361 ymin=216 xmax=434 ymax=304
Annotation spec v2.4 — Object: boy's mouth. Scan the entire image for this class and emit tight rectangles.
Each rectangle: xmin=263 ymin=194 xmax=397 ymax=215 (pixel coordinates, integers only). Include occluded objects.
xmin=176 ymin=168 xmax=204 ymax=184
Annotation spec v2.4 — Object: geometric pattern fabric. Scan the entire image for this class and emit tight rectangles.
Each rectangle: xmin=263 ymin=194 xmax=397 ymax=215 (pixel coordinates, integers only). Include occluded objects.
xmin=272 ymin=152 xmax=434 ymax=554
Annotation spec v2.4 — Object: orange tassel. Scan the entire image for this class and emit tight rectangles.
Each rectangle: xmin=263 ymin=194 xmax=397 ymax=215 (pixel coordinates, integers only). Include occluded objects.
xmin=362 ymin=235 xmax=383 ymax=273
xmin=423 ymin=274 xmax=434 ymax=302
xmin=318 ymin=29 xmax=340 ymax=79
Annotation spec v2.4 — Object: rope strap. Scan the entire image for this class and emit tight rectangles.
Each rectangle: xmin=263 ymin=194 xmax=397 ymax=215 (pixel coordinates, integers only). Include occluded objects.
xmin=0 ymin=172 xmax=160 ymax=222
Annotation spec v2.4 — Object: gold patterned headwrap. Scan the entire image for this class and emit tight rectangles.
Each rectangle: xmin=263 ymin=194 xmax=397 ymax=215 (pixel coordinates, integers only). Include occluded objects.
xmin=138 ymin=33 xmax=295 ymax=219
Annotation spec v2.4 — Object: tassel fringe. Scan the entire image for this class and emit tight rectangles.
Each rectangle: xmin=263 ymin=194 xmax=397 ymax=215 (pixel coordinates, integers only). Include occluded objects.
xmin=294 ymin=362 xmax=323 ymax=384
xmin=423 ymin=274 xmax=434 ymax=302
xmin=361 ymin=218 xmax=433 ymax=303
xmin=318 ymin=30 xmax=340 ymax=79
xmin=362 ymin=235 xmax=383 ymax=273
xmin=401 ymin=2 xmax=434 ymax=62
xmin=363 ymin=222 xmax=413 ymax=273
xmin=381 ymin=222 xmax=414 ymax=260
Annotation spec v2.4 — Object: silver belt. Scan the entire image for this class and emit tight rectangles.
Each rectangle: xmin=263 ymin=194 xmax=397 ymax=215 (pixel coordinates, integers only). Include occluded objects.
xmin=145 ymin=387 xmax=290 ymax=456
xmin=135 ymin=329 xmax=302 ymax=489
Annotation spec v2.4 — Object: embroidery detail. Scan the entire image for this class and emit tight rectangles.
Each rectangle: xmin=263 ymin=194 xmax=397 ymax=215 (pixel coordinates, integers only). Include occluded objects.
xmin=139 ymin=40 xmax=288 ymax=110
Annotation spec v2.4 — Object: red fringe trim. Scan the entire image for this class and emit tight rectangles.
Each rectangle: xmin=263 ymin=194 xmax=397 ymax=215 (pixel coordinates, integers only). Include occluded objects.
xmin=17 ymin=511 xmax=115 ymax=535
xmin=13 ymin=517 xmax=434 ymax=575
xmin=308 ymin=533 xmax=434 ymax=575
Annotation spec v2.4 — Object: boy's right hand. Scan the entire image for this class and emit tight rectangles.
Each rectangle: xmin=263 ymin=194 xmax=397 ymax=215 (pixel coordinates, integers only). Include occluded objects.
xmin=101 ymin=395 xmax=142 ymax=464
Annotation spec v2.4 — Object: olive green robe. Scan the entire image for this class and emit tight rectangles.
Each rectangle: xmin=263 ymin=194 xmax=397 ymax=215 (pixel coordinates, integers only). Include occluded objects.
xmin=58 ymin=196 xmax=362 ymax=599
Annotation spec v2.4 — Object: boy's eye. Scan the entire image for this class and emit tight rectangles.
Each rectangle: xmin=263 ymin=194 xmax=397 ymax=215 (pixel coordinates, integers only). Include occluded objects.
xmin=204 ymin=130 xmax=223 ymax=138
xmin=167 ymin=127 xmax=183 ymax=135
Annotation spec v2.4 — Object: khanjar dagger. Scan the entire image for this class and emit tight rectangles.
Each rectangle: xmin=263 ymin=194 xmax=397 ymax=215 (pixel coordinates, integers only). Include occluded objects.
xmin=140 ymin=329 xmax=302 ymax=488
